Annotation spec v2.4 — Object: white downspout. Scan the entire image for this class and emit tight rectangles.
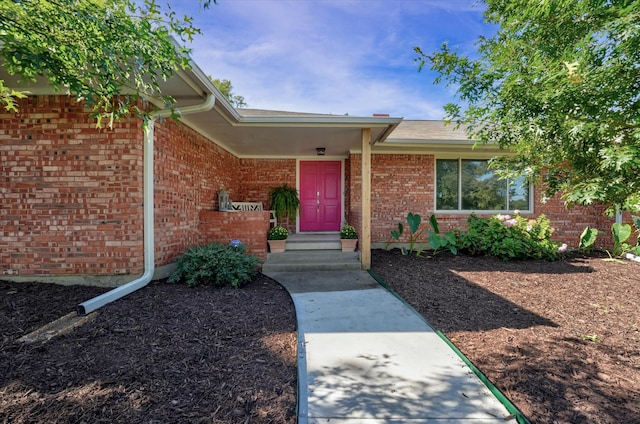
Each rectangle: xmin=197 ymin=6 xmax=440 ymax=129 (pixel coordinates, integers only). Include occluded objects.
xmin=77 ymin=94 xmax=215 ymax=315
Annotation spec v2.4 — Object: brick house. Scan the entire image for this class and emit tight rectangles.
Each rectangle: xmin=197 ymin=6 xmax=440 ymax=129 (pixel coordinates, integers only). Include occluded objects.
xmin=1 ymin=56 xmax=616 ymax=294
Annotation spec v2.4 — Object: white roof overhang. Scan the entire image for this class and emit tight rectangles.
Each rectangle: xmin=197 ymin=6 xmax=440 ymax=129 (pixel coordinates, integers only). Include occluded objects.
xmin=1 ymin=58 xmax=401 ymax=158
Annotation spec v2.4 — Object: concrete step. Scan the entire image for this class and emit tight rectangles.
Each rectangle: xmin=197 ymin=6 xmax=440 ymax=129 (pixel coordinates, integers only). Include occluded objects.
xmin=262 ymin=250 xmax=361 ymax=273
xmin=286 ymin=239 xmax=341 ymax=250
xmin=285 ymin=234 xmax=341 ymax=251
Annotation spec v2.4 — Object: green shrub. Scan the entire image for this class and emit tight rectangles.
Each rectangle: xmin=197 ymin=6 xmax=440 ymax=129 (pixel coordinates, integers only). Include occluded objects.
xmin=168 ymin=242 xmax=260 ymax=287
xmin=458 ymin=212 xmax=560 ymax=261
xmin=340 ymin=225 xmax=358 ymax=239
xmin=268 ymin=226 xmax=288 ymax=240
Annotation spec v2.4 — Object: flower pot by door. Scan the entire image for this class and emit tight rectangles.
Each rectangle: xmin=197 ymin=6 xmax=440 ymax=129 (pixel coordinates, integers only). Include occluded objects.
xmin=268 ymin=239 xmax=286 ymax=253
xmin=340 ymin=239 xmax=357 ymax=252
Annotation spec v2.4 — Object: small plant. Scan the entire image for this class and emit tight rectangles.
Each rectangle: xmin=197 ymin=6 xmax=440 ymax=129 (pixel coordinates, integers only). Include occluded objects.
xmin=579 ymin=226 xmax=600 ymax=252
xmin=582 ymin=334 xmax=603 ymax=343
xmin=580 ymin=216 xmax=640 ymax=258
xmin=458 ymin=212 xmax=560 ymax=261
xmin=425 ymin=214 xmax=458 ymax=255
xmin=340 ymin=225 xmax=358 ymax=239
xmin=269 ymin=184 xmax=300 ymax=225
xmin=168 ymin=242 xmax=260 ymax=287
xmin=611 ymin=217 xmax=640 ymax=257
xmin=267 ymin=226 xmax=288 ymax=240
xmin=388 ymin=212 xmax=423 ymax=255
xmin=387 ymin=213 xmax=456 ymax=256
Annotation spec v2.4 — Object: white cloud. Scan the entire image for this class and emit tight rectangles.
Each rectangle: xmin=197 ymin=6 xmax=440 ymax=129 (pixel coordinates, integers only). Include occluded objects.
xmin=173 ymin=0 xmax=491 ymax=119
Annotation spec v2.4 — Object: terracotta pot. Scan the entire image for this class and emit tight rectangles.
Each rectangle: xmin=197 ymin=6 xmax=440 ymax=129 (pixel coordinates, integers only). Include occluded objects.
xmin=340 ymin=239 xmax=358 ymax=252
xmin=268 ymin=239 xmax=286 ymax=253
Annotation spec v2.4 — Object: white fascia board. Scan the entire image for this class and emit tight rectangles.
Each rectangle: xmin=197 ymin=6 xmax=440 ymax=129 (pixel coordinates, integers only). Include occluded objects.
xmin=236 ymin=115 xmax=403 ymax=127
xmin=240 ymin=154 xmax=348 ymax=160
xmin=382 ymin=138 xmax=478 ymax=145
xmin=352 ymin=140 xmax=505 ymax=155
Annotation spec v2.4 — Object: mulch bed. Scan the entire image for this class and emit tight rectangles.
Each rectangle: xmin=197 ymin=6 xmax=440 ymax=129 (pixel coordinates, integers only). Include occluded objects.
xmin=371 ymin=249 xmax=640 ymax=424
xmin=3 ymin=251 xmax=639 ymax=424
xmin=0 ymin=276 xmax=297 ymax=424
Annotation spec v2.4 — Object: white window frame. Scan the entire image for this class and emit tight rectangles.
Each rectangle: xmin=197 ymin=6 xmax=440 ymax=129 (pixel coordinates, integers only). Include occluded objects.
xmin=434 ymin=157 xmax=533 ymax=214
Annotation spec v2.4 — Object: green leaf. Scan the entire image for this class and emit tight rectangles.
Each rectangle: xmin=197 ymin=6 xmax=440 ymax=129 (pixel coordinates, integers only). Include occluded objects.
xmin=428 ymin=214 xmax=440 ymax=234
xmin=612 ymin=223 xmax=632 ymax=244
xmin=579 ymin=226 xmax=599 ymax=250
xmin=407 ymin=213 xmax=421 ymax=235
xmin=631 ymin=215 xmax=640 ymax=231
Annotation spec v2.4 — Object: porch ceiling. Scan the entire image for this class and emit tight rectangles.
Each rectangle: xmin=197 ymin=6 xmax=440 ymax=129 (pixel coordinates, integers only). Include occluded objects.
xmin=180 ymin=109 xmax=401 ymax=158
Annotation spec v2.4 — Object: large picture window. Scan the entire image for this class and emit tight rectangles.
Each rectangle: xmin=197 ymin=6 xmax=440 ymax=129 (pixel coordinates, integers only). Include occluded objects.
xmin=436 ymin=159 xmax=531 ymax=211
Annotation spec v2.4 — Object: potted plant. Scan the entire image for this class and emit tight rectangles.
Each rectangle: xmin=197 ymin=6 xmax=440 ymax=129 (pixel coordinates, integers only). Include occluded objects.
xmin=269 ymin=184 xmax=300 ymax=226
xmin=267 ymin=225 xmax=288 ymax=253
xmin=340 ymin=224 xmax=358 ymax=252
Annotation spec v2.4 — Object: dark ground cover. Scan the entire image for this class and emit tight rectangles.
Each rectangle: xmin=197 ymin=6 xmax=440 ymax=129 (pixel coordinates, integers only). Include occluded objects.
xmin=0 ymin=276 xmax=297 ymax=423
xmin=371 ymin=249 xmax=640 ymax=424
xmin=2 ymin=249 xmax=639 ymax=423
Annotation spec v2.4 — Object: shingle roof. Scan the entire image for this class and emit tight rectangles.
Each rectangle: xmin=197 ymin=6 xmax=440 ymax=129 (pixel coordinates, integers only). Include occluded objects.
xmin=387 ymin=120 xmax=471 ymax=142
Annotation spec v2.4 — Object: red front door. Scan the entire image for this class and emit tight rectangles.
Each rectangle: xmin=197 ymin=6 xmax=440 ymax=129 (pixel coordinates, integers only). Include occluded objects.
xmin=299 ymin=161 xmax=342 ymax=232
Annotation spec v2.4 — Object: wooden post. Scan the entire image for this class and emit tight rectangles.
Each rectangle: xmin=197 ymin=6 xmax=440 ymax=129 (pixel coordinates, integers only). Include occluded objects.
xmin=361 ymin=128 xmax=371 ymax=269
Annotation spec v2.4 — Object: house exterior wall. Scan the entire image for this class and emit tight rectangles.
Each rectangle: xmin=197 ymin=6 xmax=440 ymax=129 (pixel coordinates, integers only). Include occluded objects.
xmin=238 ymin=158 xmax=297 ymax=232
xmin=348 ymin=153 xmax=617 ymax=249
xmin=1 ymin=96 xmax=145 ymax=277
xmin=1 ymin=96 xmax=624 ymax=281
xmin=0 ymin=96 xmax=272 ymax=281
xmin=153 ymin=118 xmax=242 ymax=266
xmin=199 ymin=211 xmax=269 ymax=259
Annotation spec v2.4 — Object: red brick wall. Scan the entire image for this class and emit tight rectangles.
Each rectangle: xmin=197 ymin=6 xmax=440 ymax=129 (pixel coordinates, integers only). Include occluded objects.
xmin=238 ymin=158 xmax=297 ymax=232
xmin=1 ymin=99 xmax=292 ymax=278
xmin=198 ymin=211 xmax=269 ymax=260
xmin=1 ymin=95 xmax=626 ymax=279
xmin=153 ymin=118 xmax=241 ymax=266
xmin=348 ymin=153 xmax=618 ymax=249
xmin=371 ymin=154 xmax=435 ymax=242
xmin=1 ymin=96 xmax=144 ymax=276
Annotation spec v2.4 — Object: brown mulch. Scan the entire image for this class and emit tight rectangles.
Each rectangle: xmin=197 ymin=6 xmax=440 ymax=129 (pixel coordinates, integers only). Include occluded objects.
xmin=371 ymin=249 xmax=640 ymax=424
xmin=0 ymin=276 xmax=297 ymax=424
xmin=3 ymin=251 xmax=640 ymax=424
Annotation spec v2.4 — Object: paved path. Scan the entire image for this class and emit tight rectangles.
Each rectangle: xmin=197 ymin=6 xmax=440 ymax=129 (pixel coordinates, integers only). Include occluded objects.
xmin=264 ymin=270 xmax=517 ymax=424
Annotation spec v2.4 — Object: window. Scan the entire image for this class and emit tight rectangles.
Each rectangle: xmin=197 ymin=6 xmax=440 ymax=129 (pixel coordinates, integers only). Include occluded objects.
xmin=435 ymin=159 xmax=531 ymax=211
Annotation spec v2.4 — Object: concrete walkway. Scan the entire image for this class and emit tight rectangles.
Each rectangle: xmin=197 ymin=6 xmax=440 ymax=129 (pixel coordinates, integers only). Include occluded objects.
xmin=264 ymin=269 xmax=517 ymax=424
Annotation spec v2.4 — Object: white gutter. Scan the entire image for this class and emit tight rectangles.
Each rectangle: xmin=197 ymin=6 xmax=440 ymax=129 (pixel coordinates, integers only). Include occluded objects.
xmin=77 ymin=93 xmax=215 ymax=315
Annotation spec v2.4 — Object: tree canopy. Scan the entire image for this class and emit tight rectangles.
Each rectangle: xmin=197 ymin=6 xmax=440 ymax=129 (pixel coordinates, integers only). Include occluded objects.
xmin=210 ymin=77 xmax=247 ymax=108
xmin=0 ymin=0 xmax=214 ymax=126
xmin=416 ymin=0 xmax=640 ymax=215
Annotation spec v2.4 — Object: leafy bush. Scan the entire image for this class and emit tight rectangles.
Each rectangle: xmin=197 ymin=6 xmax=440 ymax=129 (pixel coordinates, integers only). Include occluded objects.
xmin=268 ymin=226 xmax=288 ymax=240
xmin=425 ymin=214 xmax=457 ymax=255
xmin=340 ymin=225 xmax=358 ymax=239
xmin=458 ymin=212 xmax=560 ymax=261
xmin=168 ymin=242 xmax=260 ymax=287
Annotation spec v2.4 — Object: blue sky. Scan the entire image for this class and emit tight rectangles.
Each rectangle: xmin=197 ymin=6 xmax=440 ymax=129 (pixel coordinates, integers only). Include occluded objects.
xmin=171 ymin=0 xmax=493 ymax=119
